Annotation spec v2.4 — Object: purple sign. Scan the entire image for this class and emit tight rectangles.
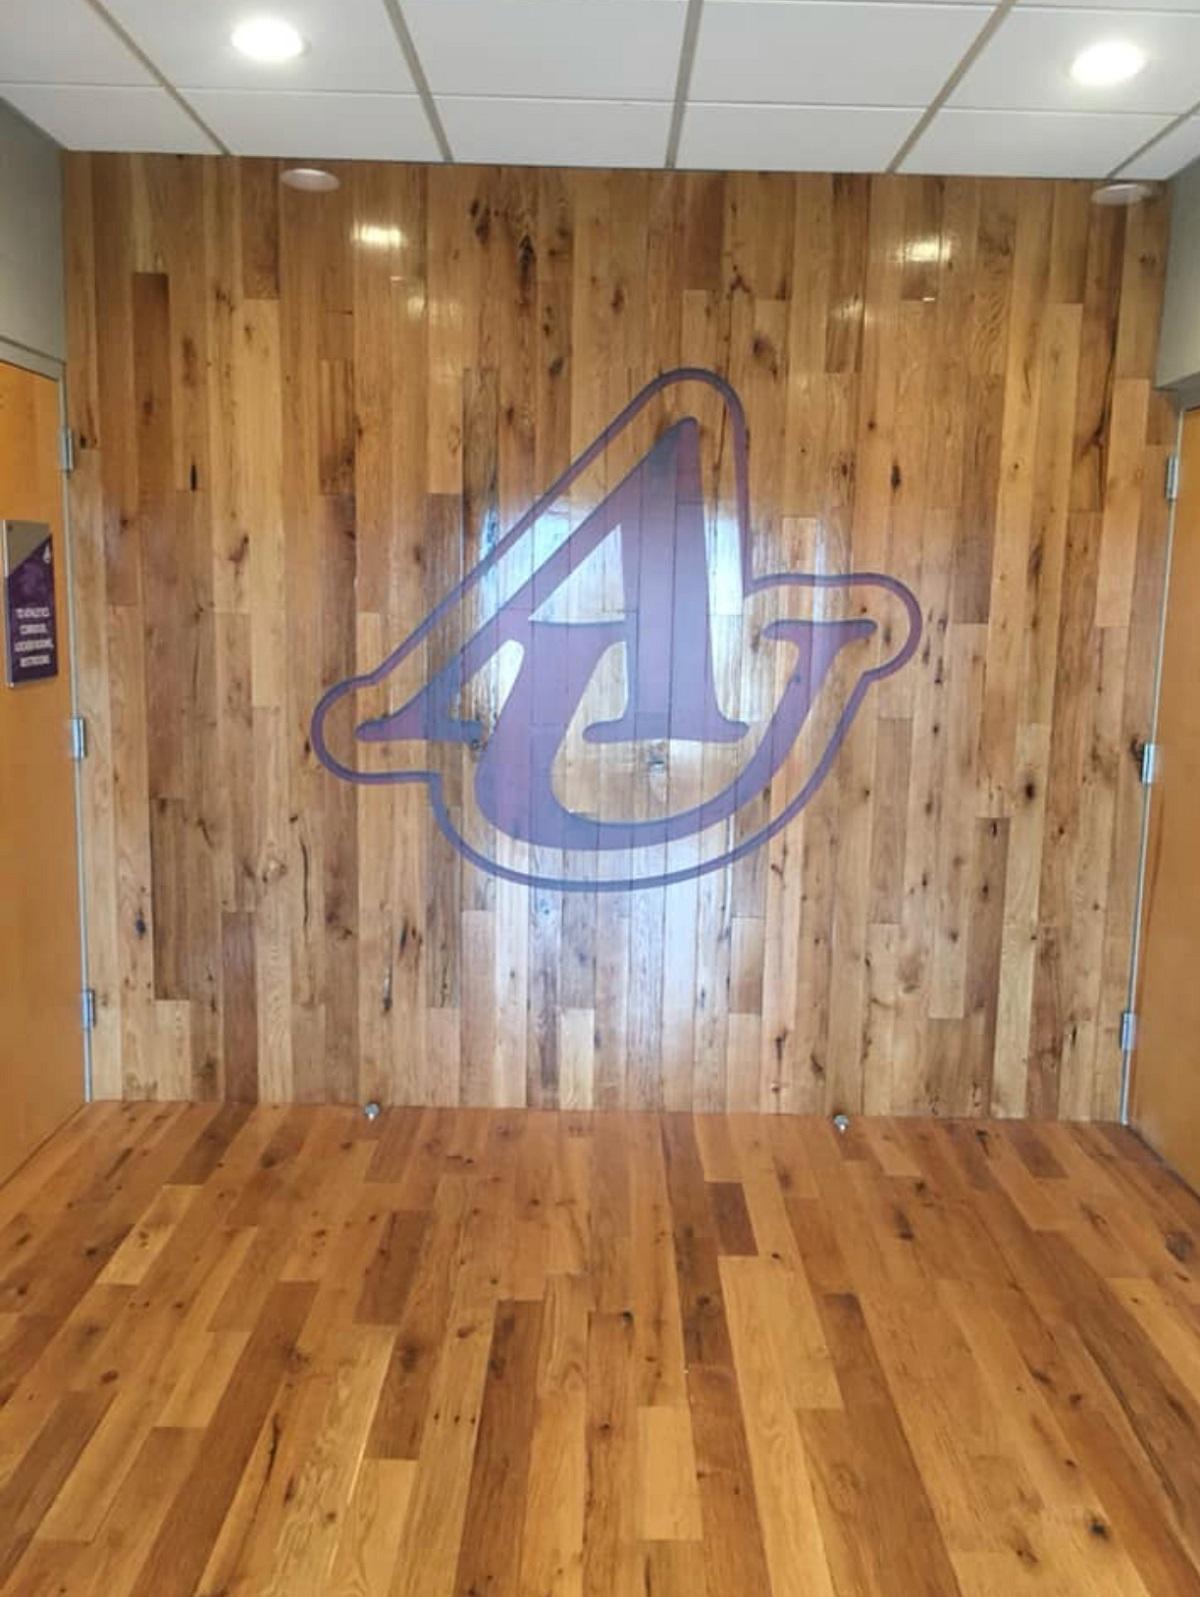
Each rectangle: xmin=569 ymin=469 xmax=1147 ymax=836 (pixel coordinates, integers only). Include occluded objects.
xmin=312 ymin=369 xmax=921 ymax=892
xmin=3 ymin=521 xmax=59 ymax=686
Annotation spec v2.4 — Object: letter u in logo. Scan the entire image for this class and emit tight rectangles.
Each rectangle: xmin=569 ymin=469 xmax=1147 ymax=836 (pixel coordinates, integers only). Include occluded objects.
xmin=312 ymin=368 xmax=921 ymax=891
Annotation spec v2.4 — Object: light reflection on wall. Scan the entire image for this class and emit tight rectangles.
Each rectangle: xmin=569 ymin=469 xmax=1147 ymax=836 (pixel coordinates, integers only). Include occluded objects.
xmin=354 ymin=223 xmax=406 ymax=249
xmin=903 ymin=238 xmax=942 ymax=265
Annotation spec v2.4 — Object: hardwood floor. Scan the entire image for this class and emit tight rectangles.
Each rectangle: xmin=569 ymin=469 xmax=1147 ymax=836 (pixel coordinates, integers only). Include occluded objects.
xmin=1 ymin=1104 xmax=1199 ymax=1595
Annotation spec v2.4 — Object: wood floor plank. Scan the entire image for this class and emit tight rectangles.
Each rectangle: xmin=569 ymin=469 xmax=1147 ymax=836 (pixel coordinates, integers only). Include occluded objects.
xmin=628 ymin=1114 xmax=687 ymax=1409
xmin=720 ymin=1256 xmax=835 ymax=1596
xmin=977 ymin=1243 xmax=1200 ymax=1594
xmin=259 ymin=1323 xmax=396 ymax=1597
xmin=0 ymin=1281 xmax=132 ymax=1481
xmin=73 ymin=1424 xmax=206 ymax=1597
xmin=356 ymin=1211 xmax=429 ymax=1326
xmin=0 ymin=1105 xmax=1197 ymax=1596
xmin=0 ymin=1388 xmax=113 ymax=1585
xmin=0 ymin=1106 xmax=215 ymax=1325
xmin=638 ymin=1542 xmax=711 ymax=1594
xmin=798 ymin=1291 xmax=963 ymax=1596
xmin=860 ymin=1281 xmax=1052 ymax=1560
xmin=686 ymin=1362 xmax=772 ymax=1597
xmin=388 ymin=1175 xmax=509 ymax=1597
xmin=329 ymin=1458 xmax=418 ymax=1597
xmin=0 ymin=1103 xmax=121 ymax=1233
xmin=95 ymin=1183 xmax=198 ymax=1287
xmin=1108 ymin=1277 xmax=1200 ymax=1402
xmin=943 ymin=1279 xmax=1156 ymax=1591
xmin=1034 ymin=1233 xmax=1200 ymax=1568
xmin=0 ymin=1536 xmax=88 ymax=1597
xmin=710 ymin=1182 xmax=758 ymax=1258
xmin=366 ymin=1174 xmax=471 ymax=1461
xmin=516 ymin=1273 xmax=588 ymax=1597
xmin=201 ymin=1194 xmax=396 ymax=1597
xmin=168 ymin=1102 xmax=254 ymax=1186
xmin=126 ymin=1280 xmax=318 ymax=1597
xmin=581 ymin=1310 xmax=639 ymax=1597
xmin=453 ymin=1299 xmax=543 ymax=1596
xmin=636 ymin=1405 xmax=703 ymax=1543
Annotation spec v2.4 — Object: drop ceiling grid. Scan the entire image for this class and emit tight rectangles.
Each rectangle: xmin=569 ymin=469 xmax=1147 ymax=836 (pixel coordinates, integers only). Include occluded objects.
xmin=0 ymin=0 xmax=1198 ymax=177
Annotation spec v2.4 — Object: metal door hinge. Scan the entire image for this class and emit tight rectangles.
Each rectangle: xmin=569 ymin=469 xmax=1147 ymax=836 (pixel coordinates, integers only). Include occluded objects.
xmin=1165 ymin=452 xmax=1180 ymax=503
xmin=59 ymin=427 xmax=75 ymax=476
xmin=80 ymin=988 xmax=96 ymax=1032
xmin=1140 ymin=740 xmax=1160 ymax=786
xmin=69 ymin=715 xmax=87 ymax=761
xmin=1120 ymin=1009 xmax=1138 ymax=1053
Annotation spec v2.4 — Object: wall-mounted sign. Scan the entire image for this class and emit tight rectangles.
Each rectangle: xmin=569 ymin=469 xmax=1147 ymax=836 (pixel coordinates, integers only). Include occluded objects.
xmin=312 ymin=369 xmax=921 ymax=892
xmin=2 ymin=520 xmax=59 ymax=686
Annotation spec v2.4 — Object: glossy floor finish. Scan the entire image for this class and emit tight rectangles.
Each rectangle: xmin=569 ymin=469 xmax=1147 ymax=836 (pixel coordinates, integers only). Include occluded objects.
xmin=1 ymin=1104 xmax=1199 ymax=1595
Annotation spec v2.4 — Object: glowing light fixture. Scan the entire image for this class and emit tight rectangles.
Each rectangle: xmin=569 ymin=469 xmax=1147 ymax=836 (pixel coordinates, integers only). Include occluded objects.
xmin=231 ymin=16 xmax=306 ymax=63
xmin=1069 ymin=39 xmax=1146 ymax=88
xmin=1091 ymin=181 xmax=1153 ymax=207
xmin=281 ymin=167 xmax=339 ymax=192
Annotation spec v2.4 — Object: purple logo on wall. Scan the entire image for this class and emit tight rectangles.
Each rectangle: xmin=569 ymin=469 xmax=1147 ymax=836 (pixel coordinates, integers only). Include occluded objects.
xmin=2 ymin=520 xmax=59 ymax=687
xmin=312 ymin=369 xmax=921 ymax=892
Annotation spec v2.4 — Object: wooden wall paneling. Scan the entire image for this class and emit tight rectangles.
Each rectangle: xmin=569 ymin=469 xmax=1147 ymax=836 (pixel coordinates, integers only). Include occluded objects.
xmin=65 ymin=156 xmax=1170 ymax=1114
xmin=353 ymin=193 xmax=406 ymax=1125
xmin=493 ymin=169 xmax=541 ymax=1107
xmin=64 ymin=155 xmax=120 ymax=1102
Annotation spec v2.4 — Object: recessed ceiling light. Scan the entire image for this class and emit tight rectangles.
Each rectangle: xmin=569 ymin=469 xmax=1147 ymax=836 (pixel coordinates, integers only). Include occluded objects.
xmin=1070 ymin=39 xmax=1146 ymax=88
xmin=231 ymin=16 xmax=306 ymax=63
xmin=1091 ymin=181 xmax=1154 ymax=207
xmin=281 ymin=167 xmax=339 ymax=193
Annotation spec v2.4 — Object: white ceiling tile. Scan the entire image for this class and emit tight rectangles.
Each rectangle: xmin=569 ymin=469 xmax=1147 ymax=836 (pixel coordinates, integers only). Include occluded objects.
xmin=1116 ymin=115 xmax=1200 ymax=177
xmin=0 ymin=83 xmax=218 ymax=152
xmin=690 ymin=3 xmax=992 ymax=107
xmin=185 ymin=90 xmax=440 ymax=160
xmin=0 ymin=0 xmax=152 ymax=86
xmin=901 ymin=107 xmax=1170 ymax=175
xmin=404 ymin=1 xmax=687 ymax=100
xmin=438 ymin=96 xmax=671 ymax=166
xmin=677 ymin=103 xmax=920 ymax=170
xmin=102 ymin=0 xmax=415 ymax=93
xmin=1031 ymin=0 xmax=1200 ymax=10
xmin=951 ymin=9 xmax=1200 ymax=114
xmin=707 ymin=0 xmax=984 ymax=5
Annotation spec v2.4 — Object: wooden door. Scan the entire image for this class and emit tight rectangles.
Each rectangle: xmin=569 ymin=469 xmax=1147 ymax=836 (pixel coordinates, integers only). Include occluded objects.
xmin=0 ymin=360 xmax=83 ymax=1183
xmin=1132 ymin=406 xmax=1200 ymax=1189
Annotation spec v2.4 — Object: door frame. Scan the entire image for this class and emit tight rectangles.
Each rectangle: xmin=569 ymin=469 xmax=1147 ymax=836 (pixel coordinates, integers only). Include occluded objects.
xmin=1120 ymin=400 xmax=1190 ymax=1124
xmin=0 ymin=336 xmax=93 ymax=1104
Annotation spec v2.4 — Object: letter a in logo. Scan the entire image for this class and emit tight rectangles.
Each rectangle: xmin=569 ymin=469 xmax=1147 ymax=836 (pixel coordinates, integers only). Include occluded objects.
xmin=312 ymin=368 xmax=921 ymax=891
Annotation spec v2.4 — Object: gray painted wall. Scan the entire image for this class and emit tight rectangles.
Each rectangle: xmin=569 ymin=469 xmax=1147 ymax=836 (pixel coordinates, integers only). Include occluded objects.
xmin=1159 ymin=157 xmax=1200 ymax=398
xmin=0 ymin=98 xmax=64 ymax=365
